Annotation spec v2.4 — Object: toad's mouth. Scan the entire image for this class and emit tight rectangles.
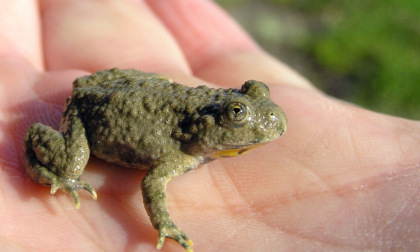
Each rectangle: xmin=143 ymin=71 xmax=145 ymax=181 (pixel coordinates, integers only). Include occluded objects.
xmin=211 ymin=144 xmax=264 ymax=158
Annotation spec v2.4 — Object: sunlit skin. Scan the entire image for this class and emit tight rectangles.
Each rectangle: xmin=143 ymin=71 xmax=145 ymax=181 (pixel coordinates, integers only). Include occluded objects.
xmin=0 ymin=1 xmax=419 ymax=252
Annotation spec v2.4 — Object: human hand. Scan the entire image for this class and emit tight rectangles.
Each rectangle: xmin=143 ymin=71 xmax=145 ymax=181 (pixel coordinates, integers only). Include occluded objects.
xmin=1 ymin=0 xmax=419 ymax=251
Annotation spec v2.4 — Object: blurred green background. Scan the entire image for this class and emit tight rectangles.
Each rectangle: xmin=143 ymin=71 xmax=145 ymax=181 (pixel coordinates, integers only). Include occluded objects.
xmin=217 ymin=0 xmax=420 ymax=120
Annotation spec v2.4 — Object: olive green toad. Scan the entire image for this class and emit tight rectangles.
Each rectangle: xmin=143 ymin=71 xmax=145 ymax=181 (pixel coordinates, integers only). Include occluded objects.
xmin=23 ymin=68 xmax=287 ymax=251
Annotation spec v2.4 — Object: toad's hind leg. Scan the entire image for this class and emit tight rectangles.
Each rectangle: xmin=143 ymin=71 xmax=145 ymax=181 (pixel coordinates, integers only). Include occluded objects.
xmin=23 ymin=102 xmax=97 ymax=208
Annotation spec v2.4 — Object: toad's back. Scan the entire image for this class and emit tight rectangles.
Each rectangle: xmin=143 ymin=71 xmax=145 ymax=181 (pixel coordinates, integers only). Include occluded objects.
xmin=71 ymin=68 xmax=232 ymax=168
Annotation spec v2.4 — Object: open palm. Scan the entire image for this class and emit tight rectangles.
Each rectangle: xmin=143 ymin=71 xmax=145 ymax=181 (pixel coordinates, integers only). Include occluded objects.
xmin=1 ymin=1 xmax=419 ymax=251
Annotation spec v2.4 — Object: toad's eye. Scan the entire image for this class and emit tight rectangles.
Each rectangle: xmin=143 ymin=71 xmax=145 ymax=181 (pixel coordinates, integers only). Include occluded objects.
xmin=222 ymin=102 xmax=248 ymax=125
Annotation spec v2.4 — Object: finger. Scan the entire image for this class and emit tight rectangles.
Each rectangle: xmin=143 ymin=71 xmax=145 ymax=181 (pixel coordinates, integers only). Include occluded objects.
xmin=0 ymin=0 xmax=43 ymax=71
xmin=146 ymin=0 xmax=312 ymax=88
xmin=40 ymin=0 xmax=190 ymax=74
xmin=156 ymin=232 xmax=165 ymax=249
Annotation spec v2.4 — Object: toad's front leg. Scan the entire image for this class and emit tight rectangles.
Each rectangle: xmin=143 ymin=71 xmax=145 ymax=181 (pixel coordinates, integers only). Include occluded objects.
xmin=23 ymin=101 xmax=97 ymax=208
xmin=141 ymin=154 xmax=202 ymax=252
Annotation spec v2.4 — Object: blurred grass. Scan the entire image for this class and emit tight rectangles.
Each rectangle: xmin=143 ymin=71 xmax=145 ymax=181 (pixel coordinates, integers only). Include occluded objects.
xmin=217 ymin=0 xmax=420 ymax=120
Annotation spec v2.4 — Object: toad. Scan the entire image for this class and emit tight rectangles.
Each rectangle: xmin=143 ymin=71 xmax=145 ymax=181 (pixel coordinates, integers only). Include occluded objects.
xmin=24 ymin=68 xmax=287 ymax=251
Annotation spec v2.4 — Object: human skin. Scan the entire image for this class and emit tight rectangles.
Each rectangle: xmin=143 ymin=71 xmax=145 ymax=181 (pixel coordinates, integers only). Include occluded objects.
xmin=0 ymin=0 xmax=419 ymax=251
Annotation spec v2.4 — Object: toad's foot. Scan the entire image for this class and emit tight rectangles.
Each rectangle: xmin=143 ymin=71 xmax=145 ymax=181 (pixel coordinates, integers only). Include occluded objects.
xmin=24 ymin=118 xmax=94 ymax=209
xmin=157 ymin=221 xmax=194 ymax=252
xmin=142 ymin=155 xmax=201 ymax=251
xmin=50 ymin=176 xmax=97 ymax=209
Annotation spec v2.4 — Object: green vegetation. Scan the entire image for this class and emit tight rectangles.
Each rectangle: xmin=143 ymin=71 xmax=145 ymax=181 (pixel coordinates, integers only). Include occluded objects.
xmin=218 ymin=0 xmax=420 ymax=119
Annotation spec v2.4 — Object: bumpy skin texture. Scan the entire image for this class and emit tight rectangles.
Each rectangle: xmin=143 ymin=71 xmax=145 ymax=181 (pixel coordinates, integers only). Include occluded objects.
xmin=23 ymin=68 xmax=287 ymax=251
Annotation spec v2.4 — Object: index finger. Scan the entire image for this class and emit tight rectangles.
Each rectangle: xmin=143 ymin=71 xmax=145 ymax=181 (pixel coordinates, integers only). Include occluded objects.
xmin=0 ymin=0 xmax=42 ymax=71
xmin=146 ymin=0 xmax=313 ymax=88
xmin=41 ymin=0 xmax=191 ymax=75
